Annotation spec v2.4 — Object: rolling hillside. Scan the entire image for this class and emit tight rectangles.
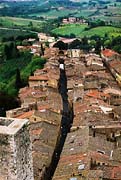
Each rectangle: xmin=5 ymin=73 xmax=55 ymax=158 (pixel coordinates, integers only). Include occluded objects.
xmin=52 ymin=24 xmax=121 ymax=38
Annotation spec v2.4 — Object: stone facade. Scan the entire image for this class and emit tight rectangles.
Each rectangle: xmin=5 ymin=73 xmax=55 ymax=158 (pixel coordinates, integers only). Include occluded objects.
xmin=0 ymin=118 xmax=34 ymax=180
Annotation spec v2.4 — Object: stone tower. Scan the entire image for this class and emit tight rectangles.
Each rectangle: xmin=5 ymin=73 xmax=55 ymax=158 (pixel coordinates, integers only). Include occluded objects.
xmin=0 ymin=117 xmax=34 ymax=180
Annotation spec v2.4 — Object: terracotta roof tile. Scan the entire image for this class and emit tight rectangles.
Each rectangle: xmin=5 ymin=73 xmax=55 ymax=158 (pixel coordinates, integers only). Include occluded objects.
xmin=60 ymin=154 xmax=88 ymax=164
xmin=102 ymin=49 xmax=118 ymax=58
xmin=110 ymin=60 xmax=121 ymax=67
xmin=38 ymin=105 xmax=50 ymax=111
xmin=90 ymin=151 xmax=109 ymax=162
xmin=86 ymin=90 xmax=110 ymax=99
xmin=29 ymin=75 xmax=49 ymax=81
xmin=112 ymin=166 xmax=121 ymax=179
xmin=15 ymin=110 xmax=34 ymax=119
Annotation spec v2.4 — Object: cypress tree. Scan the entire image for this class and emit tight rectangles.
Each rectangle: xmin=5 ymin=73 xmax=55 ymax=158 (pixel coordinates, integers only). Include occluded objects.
xmin=15 ymin=68 xmax=22 ymax=89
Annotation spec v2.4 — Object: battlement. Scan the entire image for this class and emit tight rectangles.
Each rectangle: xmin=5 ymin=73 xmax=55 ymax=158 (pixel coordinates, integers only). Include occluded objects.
xmin=0 ymin=117 xmax=28 ymax=135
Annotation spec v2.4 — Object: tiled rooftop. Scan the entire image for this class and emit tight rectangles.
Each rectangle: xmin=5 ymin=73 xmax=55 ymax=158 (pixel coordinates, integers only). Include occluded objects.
xmin=29 ymin=75 xmax=49 ymax=81
xmin=102 ymin=49 xmax=118 ymax=58
xmin=4 ymin=46 xmax=121 ymax=180
xmin=53 ymin=51 xmax=121 ymax=180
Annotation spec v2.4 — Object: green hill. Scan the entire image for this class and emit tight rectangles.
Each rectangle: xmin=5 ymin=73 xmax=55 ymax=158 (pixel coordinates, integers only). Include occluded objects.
xmin=52 ymin=24 xmax=88 ymax=36
xmin=52 ymin=24 xmax=121 ymax=38
xmin=80 ymin=26 xmax=121 ymax=37
xmin=0 ymin=53 xmax=46 ymax=95
xmin=0 ymin=16 xmax=44 ymax=30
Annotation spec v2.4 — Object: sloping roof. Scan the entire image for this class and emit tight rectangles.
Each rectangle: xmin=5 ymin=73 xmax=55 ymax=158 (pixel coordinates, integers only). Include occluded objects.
xmin=38 ymin=105 xmax=50 ymax=111
xmin=103 ymin=166 xmax=121 ymax=180
xmin=29 ymin=75 xmax=49 ymax=81
xmin=19 ymin=87 xmax=48 ymax=102
xmin=15 ymin=110 xmax=34 ymax=119
xmin=102 ymin=49 xmax=118 ymax=58
xmin=59 ymin=38 xmax=76 ymax=44
xmin=86 ymin=90 xmax=110 ymax=99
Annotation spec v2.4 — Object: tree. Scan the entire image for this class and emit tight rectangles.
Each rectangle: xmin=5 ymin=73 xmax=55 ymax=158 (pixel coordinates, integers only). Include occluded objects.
xmin=69 ymin=39 xmax=81 ymax=49
xmin=4 ymin=44 xmax=10 ymax=60
xmin=41 ymin=43 xmax=45 ymax=56
xmin=15 ymin=68 xmax=22 ymax=89
xmin=81 ymin=36 xmax=90 ymax=52
xmin=10 ymin=42 xmax=19 ymax=59
xmin=104 ymin=39 xmax=111 ymax=48
xmin=69 ymin=33 xmax=76 ymax=38
xmin=3 ymin=42 xmax=19 ymax=60
xmin=53 ymin=41 xmax=68 ymax=50
xmin=88 ymin=19 xmax=105 ymax=29
xmin=28 ymin=21 xmax=33 ymax=28
xmin=90 ymin=35 xmax=101 ymax=41
xmin=95 ymin=39 xmax=102 ymax=54
xmin=0 ymin=82 xmax=6 ymax=93
xmin=90 ymin=40 xmax=96 ymax=48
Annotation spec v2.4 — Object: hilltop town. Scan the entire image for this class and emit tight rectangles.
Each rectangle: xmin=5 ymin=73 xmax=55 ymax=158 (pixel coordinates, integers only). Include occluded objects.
xmin=0 ymin=30 xmax=121 ymax=180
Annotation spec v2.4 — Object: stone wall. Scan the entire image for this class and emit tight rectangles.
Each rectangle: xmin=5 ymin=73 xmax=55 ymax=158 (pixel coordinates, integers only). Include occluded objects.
xmin=0 ymin=118 xmax=34 ymax=180
xmin=13 ymin=125 xmax=34 ymax=180
xmin=0 ymin=134 xmax=10 ymax=180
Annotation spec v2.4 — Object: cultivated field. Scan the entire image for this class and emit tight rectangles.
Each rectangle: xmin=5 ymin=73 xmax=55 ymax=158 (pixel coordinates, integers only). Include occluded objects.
xmin=0 ymin=16 xmax=43 ymax=29
xmin=80 ymin=26 xmax=121 ymax=37
xmin=29 ymin=9 xmax=78 ymax=19
xmin=52 ymin=24 xmax=88 ymax=36
xmin=52 ymin=24 xmax=121 ymax=38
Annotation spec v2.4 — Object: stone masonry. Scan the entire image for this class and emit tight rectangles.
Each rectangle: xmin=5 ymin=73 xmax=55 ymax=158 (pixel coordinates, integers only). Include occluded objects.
xmin=0 ymin=117 xmax=34 ymax=180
